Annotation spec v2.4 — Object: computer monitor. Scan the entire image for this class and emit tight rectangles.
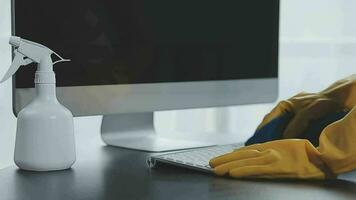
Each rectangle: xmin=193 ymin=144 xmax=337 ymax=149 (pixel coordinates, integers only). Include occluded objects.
xmin=12 ymin=0 xmax=279 ymax=151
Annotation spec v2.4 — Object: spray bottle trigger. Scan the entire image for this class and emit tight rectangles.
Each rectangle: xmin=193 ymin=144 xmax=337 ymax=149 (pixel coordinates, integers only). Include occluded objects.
xmin=1 ymin=50 xmax=33 ymax=83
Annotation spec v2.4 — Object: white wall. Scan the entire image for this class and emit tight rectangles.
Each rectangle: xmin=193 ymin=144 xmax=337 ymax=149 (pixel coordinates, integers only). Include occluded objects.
xmin=0 ymin=0 xmax=17 ymax=169
xmin=0 ymin=0 xmax=356 ymax=169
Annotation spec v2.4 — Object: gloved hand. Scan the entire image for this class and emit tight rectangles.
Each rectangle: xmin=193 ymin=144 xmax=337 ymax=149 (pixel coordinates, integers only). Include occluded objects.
xmin=210 ymin=139 xmax=326 ymax=179
xmin=210 ymin=106 xmax=356 ymax=179
xmin=257 ymin=75 xmax=355 ymax=139
xmin=245 ymin=110 xmax=349 ymax=146
xmin=210 ymin=75 xmax=356 ymax=179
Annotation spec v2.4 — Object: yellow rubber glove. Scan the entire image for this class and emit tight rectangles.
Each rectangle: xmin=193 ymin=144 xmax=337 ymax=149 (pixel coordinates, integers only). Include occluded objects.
xmin=210 ymin=75 xmax=356 ymax=179
xmin=210 ymin=139 xmax=327 ymax=179
xmin=257 ymin=74 xmax=356 ymax=139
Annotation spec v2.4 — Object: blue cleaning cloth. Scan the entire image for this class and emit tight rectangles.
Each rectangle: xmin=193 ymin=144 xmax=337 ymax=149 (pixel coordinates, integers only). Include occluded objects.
xmin=245 ymin=111 xmax=349 ymax=147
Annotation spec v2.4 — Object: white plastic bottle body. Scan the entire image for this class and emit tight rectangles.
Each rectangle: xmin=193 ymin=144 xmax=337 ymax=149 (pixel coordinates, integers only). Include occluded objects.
xmin=14 ymin=84 xmax=76 ymax=171
xmin=3 ymin=37 xmax=76 ymax=171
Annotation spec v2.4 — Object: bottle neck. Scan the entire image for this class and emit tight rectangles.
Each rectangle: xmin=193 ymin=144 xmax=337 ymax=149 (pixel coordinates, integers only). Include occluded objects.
xmin=35 ymin=83 xmax=57 ymax=101
xmin=34 ymin=66 xmax=57 ymax=101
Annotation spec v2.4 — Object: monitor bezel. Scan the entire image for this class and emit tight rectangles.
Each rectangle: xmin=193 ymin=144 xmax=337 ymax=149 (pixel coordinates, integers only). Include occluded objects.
xmin=14 ymin=79 xmax=278 ymax=116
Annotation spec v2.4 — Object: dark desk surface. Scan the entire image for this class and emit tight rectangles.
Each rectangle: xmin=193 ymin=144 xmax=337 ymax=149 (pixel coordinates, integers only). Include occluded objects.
xmin=1 ymin=129 xmax=356 ymax=200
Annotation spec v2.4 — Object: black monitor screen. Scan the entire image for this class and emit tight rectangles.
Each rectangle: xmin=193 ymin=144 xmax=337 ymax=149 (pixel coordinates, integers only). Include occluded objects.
xmin=14 ymin=0 xmax=279 ymax=88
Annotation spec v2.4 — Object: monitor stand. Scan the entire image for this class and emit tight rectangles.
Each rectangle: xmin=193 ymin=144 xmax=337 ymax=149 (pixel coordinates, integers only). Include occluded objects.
xmin=101 ymin=112 xmax=216 ymax=152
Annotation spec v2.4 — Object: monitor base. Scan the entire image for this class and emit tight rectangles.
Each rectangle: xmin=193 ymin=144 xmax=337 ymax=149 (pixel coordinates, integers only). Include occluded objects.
xmin=100 ymin=112 xmax=216 ymax=152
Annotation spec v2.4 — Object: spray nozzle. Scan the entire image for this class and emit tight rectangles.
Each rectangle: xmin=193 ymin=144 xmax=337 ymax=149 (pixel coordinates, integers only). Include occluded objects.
xmin=9 ymin=36 xmax=21 ymax=47
xmin=1 ymin=36 xmax=70 ymax=83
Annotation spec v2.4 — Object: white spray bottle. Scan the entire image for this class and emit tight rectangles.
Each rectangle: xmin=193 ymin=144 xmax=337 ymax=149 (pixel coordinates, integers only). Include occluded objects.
xmin=1 ymin=36 xmax=76 ymax=171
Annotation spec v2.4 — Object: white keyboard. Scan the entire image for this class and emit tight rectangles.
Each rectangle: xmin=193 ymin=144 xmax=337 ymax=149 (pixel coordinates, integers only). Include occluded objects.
xmin=147 ymin=143 xmax=243 ymax=173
